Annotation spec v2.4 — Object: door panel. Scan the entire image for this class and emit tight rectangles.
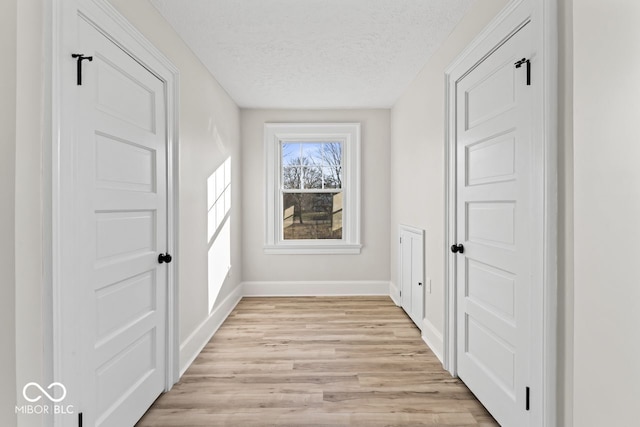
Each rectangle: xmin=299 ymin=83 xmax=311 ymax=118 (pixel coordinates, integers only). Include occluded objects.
xmin=465 ymin=59 xmax=517 ymax=130
xmin=466 ymin=202 xmax=516 ymax=247
xmin=410 ymin=236 xmax=423 ymax=326
xmin=76 ymin=16 xmax=167 ymax=427
xmin=95 ymin=134 xmax=156 ymax=192
xmin=95 ymin=271 xmax=156 ymax=341
xmin=455 ymin=23 xmax=533 ymax=427
xmin=400 ymin=229 xmax=412 ymax=314
xmin=466 ymin=134 xmax=516 ymax=186
xmin=95 ymin=59 xmax=157 ymax=132
xmin=95 ymin=211 xmax=156 ymax=262
xmin=466 ymin=316 xmax=516 ymax=393
xmin=467 ymin=260 xmax=516 ymax=321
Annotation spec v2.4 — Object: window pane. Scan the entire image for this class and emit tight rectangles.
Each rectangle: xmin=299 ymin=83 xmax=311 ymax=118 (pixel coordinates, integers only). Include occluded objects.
xmin=282 ymin=166 xmax=301 ymax=189
xmin=322 ymin=166 xmax=342 ymax=189
xmin=301 ymin=142 xmax=323 ymax=166
xmin=324 ymin=142 xmax=342 ymax=166
xmin=282 ymin=143 xmax=300 ymax=166
xmin=282 ymin=192 xmax=343 ymax=240
xmin=303 ymin=166 xmax=322 ymax=189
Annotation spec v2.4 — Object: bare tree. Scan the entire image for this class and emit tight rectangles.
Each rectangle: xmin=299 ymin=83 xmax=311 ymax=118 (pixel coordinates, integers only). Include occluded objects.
xmin=282 ymin=155 xmax=318 ymax=224
xmin=324 ymin=142 xmax=342 ymax=188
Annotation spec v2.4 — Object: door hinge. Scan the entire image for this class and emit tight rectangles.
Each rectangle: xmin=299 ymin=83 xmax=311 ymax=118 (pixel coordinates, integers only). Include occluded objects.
xmin=525 ymin=386 xmax=530 ymax=411
xmin=399 ymin=290 xmax=402 ymax=297
xmin=400 ymin=237 xmax=402 ymax=244
xmin=514 ymin=57 xmax=531 ymax=85
xmin=78 ymin=412 xmax=83 ymax=427
xmin=71 ymin=53 xmax=93 ymax=86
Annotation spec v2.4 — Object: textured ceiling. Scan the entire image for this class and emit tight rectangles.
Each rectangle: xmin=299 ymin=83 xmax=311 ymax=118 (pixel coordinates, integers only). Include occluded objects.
xmin=150 ymin=0 xmax=474 ymax=109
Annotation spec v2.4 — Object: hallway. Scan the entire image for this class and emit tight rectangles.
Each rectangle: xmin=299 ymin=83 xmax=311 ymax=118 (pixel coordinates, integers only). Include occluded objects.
xmin=137 ymin=297 xmax=497 ymax=426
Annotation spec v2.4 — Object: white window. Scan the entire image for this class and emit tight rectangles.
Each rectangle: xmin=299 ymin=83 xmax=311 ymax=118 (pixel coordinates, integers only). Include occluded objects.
xmin=264 ymin=123 xmax=361 ymax=254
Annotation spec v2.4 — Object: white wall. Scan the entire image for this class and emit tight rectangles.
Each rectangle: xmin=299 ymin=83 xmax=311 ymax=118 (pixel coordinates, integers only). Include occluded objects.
xmin=0 ymin=2 xmax=47 ymax=425
xmin=572 ymin=1 xmax=640 ymax=425
xmin=389 ymin=0 xmax=508 ymax=356
xmin=241 ymin=109 xmax=390 ymax=287
xmin=15 ymin=1 xmax=46 ymax=426
xmin=106 ymin=0 xmax=243 ymax=371
xmin=557 ymin=0 xmax=574 ymax=425
xmin=0 ymin=0 xmax=18 ymax=424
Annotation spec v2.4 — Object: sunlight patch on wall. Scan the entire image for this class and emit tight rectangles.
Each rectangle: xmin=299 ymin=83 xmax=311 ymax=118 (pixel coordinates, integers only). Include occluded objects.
xmin=207 ymin=157 xmax=231 ymax=312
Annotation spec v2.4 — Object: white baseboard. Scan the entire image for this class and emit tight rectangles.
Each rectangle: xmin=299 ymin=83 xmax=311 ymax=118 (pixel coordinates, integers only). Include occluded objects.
xmin=389 ymin=281 xmax=401 ymax=306
xmin=241 ymin=280 xmax=390 ymax=297
xmin=421 ymin=317 xmax=444 ymax=365
xmin=179 ymin=284 xmax=243 ymax=376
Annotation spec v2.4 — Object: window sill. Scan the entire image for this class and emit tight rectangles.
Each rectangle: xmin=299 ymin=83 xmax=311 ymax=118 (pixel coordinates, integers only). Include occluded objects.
xmin=263 ymin=244 xmax=362 ymax=255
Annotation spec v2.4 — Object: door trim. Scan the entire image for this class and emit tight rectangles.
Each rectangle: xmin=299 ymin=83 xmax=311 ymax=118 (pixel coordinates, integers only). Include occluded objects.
xmin=443 ymin=0 xmax=557 ymax=425
xmin=48 ymin=0 xmax=180 ymax=422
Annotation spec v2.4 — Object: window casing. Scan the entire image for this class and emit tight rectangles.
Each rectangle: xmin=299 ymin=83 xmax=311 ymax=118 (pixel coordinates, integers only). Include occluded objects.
xmin=264 ymin=123 xmax=361 ymax=254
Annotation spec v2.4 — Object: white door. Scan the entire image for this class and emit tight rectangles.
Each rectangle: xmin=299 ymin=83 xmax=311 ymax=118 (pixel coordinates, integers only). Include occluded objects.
xmin=74 ymin=16 xmax=168 ymax=427
xmin=454 ymin=23 xmax=533 ymax=426
xmin=400 ymin=227 xmax=424 ymax=328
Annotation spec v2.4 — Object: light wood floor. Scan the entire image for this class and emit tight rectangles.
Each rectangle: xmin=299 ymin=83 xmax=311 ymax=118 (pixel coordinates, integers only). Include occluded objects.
xmin=137 ymin=296 xmax=498 ymax=426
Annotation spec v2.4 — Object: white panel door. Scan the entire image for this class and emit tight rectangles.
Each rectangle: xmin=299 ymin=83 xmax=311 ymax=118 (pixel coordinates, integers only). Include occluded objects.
xmin=400 ymin=227 xmax=424 ymax=328
xmin=410 ymin=235 xmax=424 ymax=326
xmin=75 ymin=16 xmax=167 ymax=427
xmin=454 ymin=23 xmax=533 ymax=426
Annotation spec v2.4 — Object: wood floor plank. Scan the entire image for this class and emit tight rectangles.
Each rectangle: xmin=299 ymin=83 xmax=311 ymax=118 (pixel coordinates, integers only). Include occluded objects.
xmin=136 ymin=296 xmax=497 ymax=426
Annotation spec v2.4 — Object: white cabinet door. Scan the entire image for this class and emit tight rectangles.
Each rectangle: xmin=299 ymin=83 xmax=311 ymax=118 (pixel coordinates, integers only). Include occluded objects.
xmin=400 ymin=226 xmax=424 ymax=329
xmin=454 ymin=22 xmax=533 ymax=426
xmin=74 ymin=16 xmax=168 ymax=427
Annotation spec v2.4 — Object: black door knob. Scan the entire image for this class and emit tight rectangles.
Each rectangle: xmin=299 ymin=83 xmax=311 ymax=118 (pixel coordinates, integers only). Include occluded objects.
xmin=158 ymin=253 xmax=173 ymax=264
xmin=450 ymin=244 xmax=464 ymax=254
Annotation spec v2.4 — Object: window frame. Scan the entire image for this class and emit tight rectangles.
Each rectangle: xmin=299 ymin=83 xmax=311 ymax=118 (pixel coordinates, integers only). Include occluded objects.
xmin=264 ymin=123 xmax=361 ymax=254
